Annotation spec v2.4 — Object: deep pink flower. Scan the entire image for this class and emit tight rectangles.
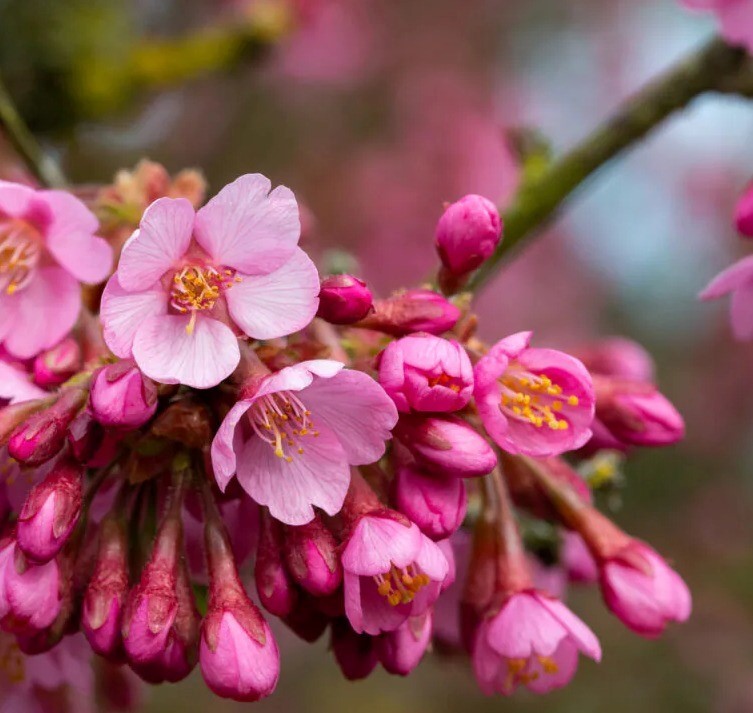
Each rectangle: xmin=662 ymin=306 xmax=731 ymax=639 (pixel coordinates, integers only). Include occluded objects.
xmin=472 ymin=590 xmax=601 ymax=696
xmin=89 ymin=360 xmax=158 ymax=429
xmin=378 ymin=333 xmax=473 ymax=413
xmin=600 ymin=541 xmax=691 ymax=637
xmin=359 ymin=289 xmax=461 ymax=336
xmin=735 ymin=181 xmax=753 ymax=237
xmin=100 ymin=174 xmax=320 ymax=388
xmin=283 ymin=514 xmax=342 ymax=597
xmin=33 ymin=337 xmax=81 ymax=387
xmin=377 ymin=611 xmax=433 ymax=676
xmin=681 ymin=0 xmax=753 ymax=53
xmin=341 ymin=513 xmax=449 ymax=635
xmin=700 ymin=256 xmax=753 ymax=340
xmin=575 ymin=337 xmax=655 ymax=383
xmin=435 ymin=194 xmax=502 ymax=276
xmin=331 ymin=618 xmax=378 ymax=681
xmin=211 ymin=359 xmax=398 ymax=525
xmin=0 ymin=181 xmax=112 ymax=359
xmin=317 ymin=274 xmax=373 ymax=324
xmin=474 ymin=332 xmax=595 ymax=457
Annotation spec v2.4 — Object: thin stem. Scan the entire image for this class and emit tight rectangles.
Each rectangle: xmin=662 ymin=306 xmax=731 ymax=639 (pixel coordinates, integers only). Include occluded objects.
xmin=0 ymin=75 xmax=66 ymax=188
xmin=469 ymin=37 xmax=752 ymax=292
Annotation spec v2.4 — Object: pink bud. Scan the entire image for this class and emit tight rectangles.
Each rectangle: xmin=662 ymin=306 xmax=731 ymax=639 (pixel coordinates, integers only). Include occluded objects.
xmin=378 ymin=333 xmax=473 ymax=413
xmin=394 ymin=415 xmax=497 ymax=478
xmin=67 ymin=411 xmax=122 ymax=467
xmin=575 ymin=337 xmax=655 ymax=383
xmin=255 ymin=511 xmax=297 ymax=617
xmin=358 ymin=289 xmax=460 ymax=336
xmin=394 ymin=465 xmax=467 ymax=540
xmin=0 ymin=397 xmax=52 ymax=446
xmin=317 ymin=274 xmax=373 ymax=325
xmin=82 ymin=517 xmax=129 ymax=659
xmin=735 ymin=181 xmax=753 ymax=237
xmin=600 ymin=541 xmax=691 ymax=637
xmin=562 ymin=532 xmax=598 ymax=585
xmin=90 ymin=361 xmax=158 ymax=430
xmin=17 ymin=458 xmax=83 ymax=563
xmin=435 ymin=194 xmax=502 ymax=275
xmin=377 ymin=612 xmax=432 ymax=676
xmin=33 ymin=338 xmax=82 ymax=387
xmin=283 ymin=515 xmax=342 ymax=597
xmin=594 ymin=377 xmax=684 ymax=448
xmin=8 ymin=387 xmax=88 ymax=466
xmin=331 ymin=618 xmax=378 ymax=680
xmin=283 ymin=595 xmax=331 ymax=642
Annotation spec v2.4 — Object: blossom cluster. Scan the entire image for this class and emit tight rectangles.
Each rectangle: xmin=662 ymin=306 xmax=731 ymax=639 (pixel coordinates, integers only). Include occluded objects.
xmin=0 ymin=164 xmax=690 ymax=706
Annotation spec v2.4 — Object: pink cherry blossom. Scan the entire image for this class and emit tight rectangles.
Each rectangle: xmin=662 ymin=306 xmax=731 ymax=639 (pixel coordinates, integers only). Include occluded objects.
xmin=681 ymin=0 xmax=753 ymax=53
xmin=378 ymin=333 xmax=473 ymax=413
xmin=0 ymin=359 xmax=47 ymax=405
xmin=100 ymin=174 xmax=320 ymax=388
xmin=699 ymin=256 xmax=753 ymax=340
xmin=473 ymin=332 xmax=595 ymax=457
xmin=211 ymin=359 xmax=398 ymax=526
xmin=341 ymin=513 xmax=449 ymax=635
xmin=600 ymin=541 xmax=692 ymax=637
xmin=0 ymin=181 xmax=112 ymax=359
xmin=377 ymin=611 xmax=433 ymax=675
xmin=472 ymin=590 xmax=601 ymax=696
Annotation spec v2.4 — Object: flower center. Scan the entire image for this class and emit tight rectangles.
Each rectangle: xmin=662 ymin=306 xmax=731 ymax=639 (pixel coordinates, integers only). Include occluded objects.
xmin=505 ymin=655 xmax=559 ymax=688
xmin=248 ymin=391 xmax=320 ymax=463
xmin=373 ymin=563 xmax=431 ymax=606
xmin=169 ymin=264 xmax=240 ymax=334
xmin=499 ymin=367 xmax=579 ymax=431
xmin=0 ymin=219 xmax=41 ymax=295
xmin=427 ymin=372 xmax=461 ymax=393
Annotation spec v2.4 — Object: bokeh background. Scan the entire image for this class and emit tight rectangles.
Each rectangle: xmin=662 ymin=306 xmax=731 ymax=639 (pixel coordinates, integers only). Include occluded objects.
xmin=2 ymin=0 xmax=753 ymax=711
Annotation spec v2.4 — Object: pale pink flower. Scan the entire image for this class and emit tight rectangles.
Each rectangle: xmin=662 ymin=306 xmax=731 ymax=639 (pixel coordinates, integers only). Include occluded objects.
xmin=100 ymin=174 xmax=320 ymax=389
xmin=700 ymin=256 xmax=753 ymax=340
xmin=0 ymin=181 xmax=112 ymax=359
xmin=472 ymin=590 xmax=601 ymax=696
xmin=474 ymin=332 xmax=595 ymax=457
xmin=378 ymin=333 xmax=473 ymax=413
xmin=600 ymin=541 xmax=691 ymax=637
xmin=681 ymin=0 xmax=753 ymax=53
xmin=211 ymin=360 xmax=398 ymax=525
xmin=341 ymin=513 xmax=449 ymax=635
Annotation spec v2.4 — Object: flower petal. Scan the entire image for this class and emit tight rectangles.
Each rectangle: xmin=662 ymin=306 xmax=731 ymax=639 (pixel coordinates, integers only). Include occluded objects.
xmin=730 ymin=281 xmax=753 ymax=340
xmin=117 ymin=198 xmax=195 ymax=291
xmin=0 ymin=181 xmax=36 ymax=218
xmin=100 ymin=275 xmax=166 ymax=359
xmin=235 ymin=424 xmax=349 ymax=526
xmin=226 ymin=248 xmax=319 ymax=340
xmin=0 ymin=361 xmax=46 ymax=403
xmin=132 ymin=314 xmax=240 ymax=389
xmin=699 ymin=256 xmax=753 ymax=300
xmin=194 ymin=174 xmax=300 ymax=275
xmin=211 ymin=400 xmax=253 ymax=491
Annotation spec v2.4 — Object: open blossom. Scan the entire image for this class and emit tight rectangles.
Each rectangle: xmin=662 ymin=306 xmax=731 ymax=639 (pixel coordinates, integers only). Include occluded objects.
xmin=472 ymin=590 xmax=601 ymax=696
xmin=680 ymin=0 xmax=753 ymax=52
xmin=474 ymin=332 xmax=594 ymax=457
xmin=212 ymin=360 xmax=398 ymax=525
xmin=341 ymin=512 xmax=449 ymax=635
xmin=0 ymin=181 xmax=112 ymax=359
xmin=378 ymin=333 xmax=473 ymax=413
xmin=699 ymin=256 xmax=753 ymax=340
xmin=100 ymin=174 xmax=320 ymax=389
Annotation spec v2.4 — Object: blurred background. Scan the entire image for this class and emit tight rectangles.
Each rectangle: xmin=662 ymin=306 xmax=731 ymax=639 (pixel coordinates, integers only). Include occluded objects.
xmin=2 ymin=0 xmax=753 ymax=711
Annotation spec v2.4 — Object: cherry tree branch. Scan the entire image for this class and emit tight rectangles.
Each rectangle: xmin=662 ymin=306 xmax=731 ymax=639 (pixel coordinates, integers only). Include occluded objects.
xmin=468 ymin=37 xmax=753 ymax=292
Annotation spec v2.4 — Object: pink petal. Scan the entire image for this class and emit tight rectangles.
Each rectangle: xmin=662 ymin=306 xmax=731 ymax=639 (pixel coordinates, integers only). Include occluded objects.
xmin=298 ymin=368 xmax=398 ymax=464
xmin=100 ymin=275 xmax=166 ymax=359
xmin=38 ymin=190 xmax=112 ymax=284
xmin=342 ymin=517 xmax=421 ymax=576
xmin=534 ymin=593 xmax=602 ymax=660
xmin=524 ymin=639 xmax=580 ymax=694
xmin=132 ymin=313 xmax=240 ymax=389
xmin=699 ymin=256 xmax=753 ymax=300
xmin=344 ymin=573 xmax=412 ymax=635
xmin=0 ymin=180 xmax=36 ymax=217
xmin=117 ymin=198 xmax=195 ymax=291
xmin=210 ymin=400 xmax=253 ymax=490
xmin=194 ymin=174 xmax=300 ymax=276
xmin=413 ymin=536 xmax=450 ymax=582
xmin=235 ymin=424 xmax=349 ymax=525
xmin=0 ymin=361 xmax=46 ymax=403
xmin=2 ymin=267 xmax=81 ymax=359
xmin=730 ymin=281 xmax=753 ymax=340
xmin=226 ymin=248 xmax=319 ymax=340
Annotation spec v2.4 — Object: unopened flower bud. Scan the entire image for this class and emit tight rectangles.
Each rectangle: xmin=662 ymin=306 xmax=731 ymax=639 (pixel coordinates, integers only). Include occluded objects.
xmin=67 ymin=411 xmax=122 ymax=467
xmin=33 ymin=338 xmax=82 ymax=387
xmin=283 ymin=594 xmax=331 ymax=643
xmin=255 ymin=511 xmax=297 ymax=617
xmin=435 ymin=194 xmax=502 ymax=276
xmin=394 ymin=414 xmax=497 ymax=478
xmin=575 ymin=337 xmax=654 ymax=382
xmin=8 ymin=386 xmax=88 ymax=465
xmin=331 ymin=618 xmax=378 ymax=680
xmin=376 ymin=612 xmax=432 ymax=676
xmin=317 ymin=274 xmax=373 ymax=325
xmin=82 ymin=516 xmax=129 ymax=659
xmin=283 ymin=514 xmax=342 ymax=597
xmin=90 ymin=361 xmax=158 ymax=430
xmin=357 ymin=289 xmax=460 ymax=337
xmin=17 ymin=458 xmax=83 ymax=563
xmin=378 ymin=333 xmax=473 ymax=413
xmin=735 ymin=181 xmax=753 ymax=237
xmin=0 ymin=397 xmax=53 ymax=446
xmin=393 ymin=465 xmax=467 ymax=540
